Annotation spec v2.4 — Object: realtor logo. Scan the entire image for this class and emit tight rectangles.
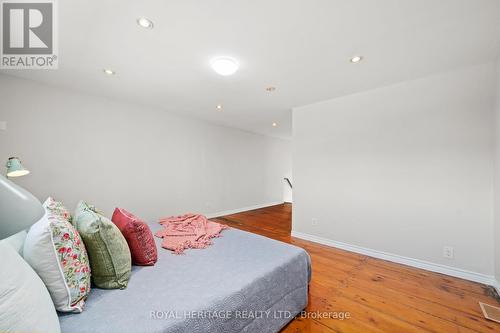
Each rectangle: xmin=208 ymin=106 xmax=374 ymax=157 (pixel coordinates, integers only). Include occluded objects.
xmin=1 ymin=0 xmax=57 ymax=69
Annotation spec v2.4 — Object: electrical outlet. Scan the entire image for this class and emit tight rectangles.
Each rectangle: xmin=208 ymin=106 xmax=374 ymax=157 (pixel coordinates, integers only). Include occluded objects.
xmin=0 ymin=121 xmax=6 ymax=130
xmin=443 ymin=246 xmax=454 ymax=259
xmin=311 ymin=218 xmax=318 ymax=226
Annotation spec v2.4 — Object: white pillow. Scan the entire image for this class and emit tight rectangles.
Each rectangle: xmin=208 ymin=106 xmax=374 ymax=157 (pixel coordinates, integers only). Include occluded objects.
xmin=0 ymin=242 xmax=61 ymax=333
xmin=0 ymin=229 xmax=27 ymax=255
xmin=23 ymin=198 xmax=91 ymax=313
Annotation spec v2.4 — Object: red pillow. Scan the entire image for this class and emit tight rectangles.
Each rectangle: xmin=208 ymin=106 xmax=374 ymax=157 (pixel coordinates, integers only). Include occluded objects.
xmin=111 ymin=208 xmax=157 ymax=266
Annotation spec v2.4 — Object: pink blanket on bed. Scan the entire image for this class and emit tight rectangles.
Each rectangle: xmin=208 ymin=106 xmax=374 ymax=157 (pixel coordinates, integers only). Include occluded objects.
xmin=155 ymin=213 xmax=229 ymax=254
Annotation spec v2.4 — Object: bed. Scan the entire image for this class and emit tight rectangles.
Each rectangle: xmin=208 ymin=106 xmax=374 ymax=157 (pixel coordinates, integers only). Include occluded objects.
xmin=58 ymin=223 xmax=311 ymax=333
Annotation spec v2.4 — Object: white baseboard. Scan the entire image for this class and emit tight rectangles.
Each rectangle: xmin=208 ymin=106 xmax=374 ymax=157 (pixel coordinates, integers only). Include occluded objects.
xmin=291 ymin=230 xmax=497 ymax=287
xmin=206 ymin=202 xmax=284 ymax=219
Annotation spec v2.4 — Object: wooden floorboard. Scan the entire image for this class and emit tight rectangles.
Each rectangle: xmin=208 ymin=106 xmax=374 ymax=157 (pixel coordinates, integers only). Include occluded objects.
xmin=211 ymin=203 xmax=500 ymax=333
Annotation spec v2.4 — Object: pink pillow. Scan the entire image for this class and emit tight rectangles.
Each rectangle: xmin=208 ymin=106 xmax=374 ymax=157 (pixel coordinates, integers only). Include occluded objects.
xmin=111 ymin=208 xmax=157 ymax=266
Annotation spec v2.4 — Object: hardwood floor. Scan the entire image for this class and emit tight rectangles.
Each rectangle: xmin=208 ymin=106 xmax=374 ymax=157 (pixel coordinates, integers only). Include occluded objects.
xmin=211 ymin=203 xmax=500 ymax=333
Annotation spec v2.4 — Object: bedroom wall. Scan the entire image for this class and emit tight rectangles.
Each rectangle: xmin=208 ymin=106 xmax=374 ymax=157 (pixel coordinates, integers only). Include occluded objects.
xmin=0 ymin=75 xmax=290 ymax=221
xmin=495 ymin=58 xmax=500 ymax=288
xmin=292 ymin=63 xmax=496 ymax=278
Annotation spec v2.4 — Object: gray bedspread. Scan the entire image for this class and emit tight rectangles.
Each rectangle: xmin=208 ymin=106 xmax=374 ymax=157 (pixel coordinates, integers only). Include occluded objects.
xmin=59 ymin=225 xmax=311 ymax=333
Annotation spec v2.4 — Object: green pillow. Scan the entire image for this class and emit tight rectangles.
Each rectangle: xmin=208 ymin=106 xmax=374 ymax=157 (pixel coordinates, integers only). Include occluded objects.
xmin=74 ymin=201 xmax=131 ymax=289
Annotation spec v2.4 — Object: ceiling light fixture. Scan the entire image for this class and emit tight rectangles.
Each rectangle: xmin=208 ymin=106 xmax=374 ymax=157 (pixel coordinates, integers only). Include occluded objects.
xmin=350 ymin=56 xmax=363 ymax=63
xmin=266 ymin=86 xmax=276 ymax=92
xmin=216 ymin=104 xmax=223 ymax=110
xmin=103 ymin=69 xmax=115 ymax=75
xmin=137 ymin=17 xmax=154 ymax=29
xmin=210 ymin=57 xmax=239 ymax=76
xmin=272 ymin=122 xmax=277 ymax=127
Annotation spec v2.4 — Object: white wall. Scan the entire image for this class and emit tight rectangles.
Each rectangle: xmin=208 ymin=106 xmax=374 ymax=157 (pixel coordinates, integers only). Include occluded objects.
xmin=283 ymin=170 xmax=293 ymax=203
xmin=0 ymin=75 xmax=290 ymax=221
xmin=293 ymin=63 xmax=496 ymax=277
xmin=494 ymin=59 xmax=500 ymax=286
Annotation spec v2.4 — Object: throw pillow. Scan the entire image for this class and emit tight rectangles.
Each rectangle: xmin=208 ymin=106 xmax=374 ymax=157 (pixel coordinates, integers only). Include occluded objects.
xmin=45 ymin=196 xmax=73 ymax=224
xmin=0 ymin=243 xmax=61 ymax=333
xmin=112 ymin=208 xmax=157 ymax=266
xmin=74 ymin=201 xmax=131 ymax=289
xmin=23 ymin=197 xmax=91 ymax=313
xmin=0 ymin=230 xmax=27 ymax=255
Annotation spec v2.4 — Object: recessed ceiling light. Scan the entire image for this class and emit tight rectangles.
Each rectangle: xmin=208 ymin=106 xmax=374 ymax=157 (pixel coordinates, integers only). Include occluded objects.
xmin=137 ymin=17 xmax=154 ymax=29
xmin=103 ymin=69 xmax=115 ymax=75
xmin=272 ymin=122 xmax=277 ymax=127
xmin=266 ymin=86 xmax=276 ymax=92
xmin=350 ymin=56 xmax=363 ymax=63
xmin=211 ymin=57 xmax=239 ymax=76
xmin=216 ymin=104 xmax=223 ymax=110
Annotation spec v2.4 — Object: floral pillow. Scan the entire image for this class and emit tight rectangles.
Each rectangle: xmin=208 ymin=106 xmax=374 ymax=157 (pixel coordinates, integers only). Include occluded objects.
xmin=44 ymin=197 xmax=73 ymax=224
xmin=23 ymin=197 xmax=91 ymax=313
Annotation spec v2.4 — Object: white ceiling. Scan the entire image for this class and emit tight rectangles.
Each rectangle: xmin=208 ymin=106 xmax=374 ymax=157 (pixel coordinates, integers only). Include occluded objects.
xmin=3 ymin=0 xmax=500 ymax=138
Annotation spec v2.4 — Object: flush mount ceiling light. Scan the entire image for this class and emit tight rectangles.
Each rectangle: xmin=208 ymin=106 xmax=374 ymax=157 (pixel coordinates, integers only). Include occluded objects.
xmin=216 ymin=104 xmax=223 ymax=110
xmin=103 ymin=69 xmax=115 ymax=75
xmin=137 ymin=17 xmax=154 ymax=29
xmin=272 ymin=122 xmax=278 ymax=127
xmin=350 ymin=55 xmax=363 ymax=63
xmin=210 ymin=57 xmax=239 ymax=76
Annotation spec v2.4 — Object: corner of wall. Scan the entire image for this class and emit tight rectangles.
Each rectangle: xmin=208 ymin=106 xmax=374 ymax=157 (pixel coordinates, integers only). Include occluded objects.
xmin=495 ymin=57 xmax=500 ymax=284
